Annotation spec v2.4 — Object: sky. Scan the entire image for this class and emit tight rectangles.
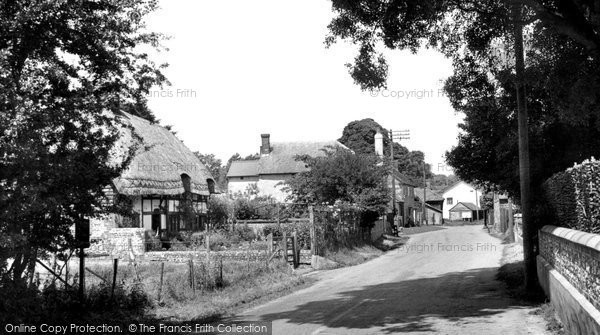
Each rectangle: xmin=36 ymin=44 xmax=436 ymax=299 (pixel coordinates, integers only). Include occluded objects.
xmin=144 ymin=0 xmax=462 ymax=175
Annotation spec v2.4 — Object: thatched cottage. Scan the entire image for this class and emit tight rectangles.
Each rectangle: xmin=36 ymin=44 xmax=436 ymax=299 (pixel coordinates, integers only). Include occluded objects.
xmin=92 ymin=112 xmax=216 ymax=246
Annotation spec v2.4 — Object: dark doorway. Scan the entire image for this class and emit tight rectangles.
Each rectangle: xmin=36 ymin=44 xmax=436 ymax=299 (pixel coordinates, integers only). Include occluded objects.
xmin=151 ymin=208 xmax=161 ymax=234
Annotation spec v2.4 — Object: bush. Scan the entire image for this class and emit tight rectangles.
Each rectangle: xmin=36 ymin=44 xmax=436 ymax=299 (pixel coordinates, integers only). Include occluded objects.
xmin=263 ymin=221 xmax=312 ymax=249
xmin=232 ymin=224 xmax=256 ymax=242
xmin=543 ymin=157 xmax=600 ymax=234
xmin=207 ymin=196 xmax=231 ymax=229
xmin=206 ymin=231 xmax=231 ymax=251
xmin=144 ymin=230 xmax=162 ymax=251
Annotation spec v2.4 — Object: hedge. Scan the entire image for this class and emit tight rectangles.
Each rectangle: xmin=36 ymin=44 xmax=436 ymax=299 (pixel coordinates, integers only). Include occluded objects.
xmin=543 ymin=157 xmax=600 ymax=234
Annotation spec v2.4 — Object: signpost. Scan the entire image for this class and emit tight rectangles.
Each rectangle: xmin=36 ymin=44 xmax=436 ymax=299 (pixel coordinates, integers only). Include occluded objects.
xmin=75 ymin=218 xmax=90 ymax=301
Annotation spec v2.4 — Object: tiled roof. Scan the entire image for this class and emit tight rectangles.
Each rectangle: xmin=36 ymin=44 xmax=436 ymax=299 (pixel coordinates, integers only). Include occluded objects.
xmin=415 ymin=188 xmax=444 ymax=201
xmin=227 ymin=160 xmax=259 ymax=177
xmin=226 ymin=140 xmax=348 ymax=177
xmin=258 ymin=141 xmax=346 ymax=174
xmin=449 ymin=202 xmax=480 ymax=212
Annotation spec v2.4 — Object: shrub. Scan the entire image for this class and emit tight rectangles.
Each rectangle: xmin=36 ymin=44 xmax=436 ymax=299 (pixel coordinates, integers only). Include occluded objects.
xmin=263 ymin=221 xmax=312 ymax=249
xmin=233 ymin=224 xmax=256 ymax=242
xmin=206 ymin=231 xmax=231 ymax=251
xmin=144 ymin=230 xmax=162 ymax=251
xmin=543 ymin=157 xmax=600 ymax=234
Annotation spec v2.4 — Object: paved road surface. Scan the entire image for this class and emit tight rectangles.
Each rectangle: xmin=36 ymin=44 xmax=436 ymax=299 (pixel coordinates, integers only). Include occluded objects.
xmin=233 ymin=225 xmax=548 ymax=334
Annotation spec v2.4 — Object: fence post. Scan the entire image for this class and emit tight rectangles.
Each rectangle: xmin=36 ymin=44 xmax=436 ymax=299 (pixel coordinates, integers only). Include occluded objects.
xmin=157 ymin=262 xmax=164 ymax=302
xmin=292 ymin=231 xmax=298 ymax=268
xmin=188 ymin=259 xmax=195 ymax=294
xmin=276 ymin=203 xmax=281 ymax=228
xmin=282 ymin=231 xmax=287 ymax=263
xmin=267 ymin=233 xmax=273 ymax=255
xmin=111 ymin=259 xmax=118 ymax=300
xmin=206 ymin=234 xmax=211 ymax=264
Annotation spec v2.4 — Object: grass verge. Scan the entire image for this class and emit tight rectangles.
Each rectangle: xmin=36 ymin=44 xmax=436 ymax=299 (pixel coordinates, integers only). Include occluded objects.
xmin=495 ymin=241 xmax=565 ymax=334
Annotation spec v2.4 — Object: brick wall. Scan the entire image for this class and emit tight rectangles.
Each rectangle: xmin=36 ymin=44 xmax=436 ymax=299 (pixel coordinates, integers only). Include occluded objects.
xmin=539 ymin=226 xmax=600 ymax=312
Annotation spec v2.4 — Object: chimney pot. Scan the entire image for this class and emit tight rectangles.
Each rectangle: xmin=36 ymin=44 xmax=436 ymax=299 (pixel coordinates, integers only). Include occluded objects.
xmin=374 ymin=132 xmax=384 ymax=157
xmin=260 ymin=134 xmax=271 ymax=155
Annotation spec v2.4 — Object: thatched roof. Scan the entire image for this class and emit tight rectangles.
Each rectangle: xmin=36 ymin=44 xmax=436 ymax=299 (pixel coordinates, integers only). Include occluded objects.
xmin=112 ymin=113 xmax=215 ymax=196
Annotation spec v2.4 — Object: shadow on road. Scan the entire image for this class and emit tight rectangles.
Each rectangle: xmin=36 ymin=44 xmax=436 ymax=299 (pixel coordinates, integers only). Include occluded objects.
xmin=249 ymin=267 xmax=537 ymax=333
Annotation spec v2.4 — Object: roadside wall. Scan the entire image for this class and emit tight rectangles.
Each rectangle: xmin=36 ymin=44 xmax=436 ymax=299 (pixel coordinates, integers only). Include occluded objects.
xmin=537 ymin=225 xmax=600 ymax=335
xmin=143 ymin=249 xmax=312 ymax=264
xmin=88 ymin=227 xmax=145 ymax=258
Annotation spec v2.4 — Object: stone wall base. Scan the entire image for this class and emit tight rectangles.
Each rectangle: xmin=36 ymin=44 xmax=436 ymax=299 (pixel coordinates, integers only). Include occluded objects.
xmin=537 ymin=255 xmax=600 ymax=335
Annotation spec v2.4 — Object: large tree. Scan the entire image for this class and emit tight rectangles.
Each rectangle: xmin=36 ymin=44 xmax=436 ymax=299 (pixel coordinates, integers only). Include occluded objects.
xmin=0 ymin=0 xmax=167 ymax=283
xmin=286 ymin=147 xmax=390 ymax=227
xmin=339 ymin=118 xmax=432 ymax=183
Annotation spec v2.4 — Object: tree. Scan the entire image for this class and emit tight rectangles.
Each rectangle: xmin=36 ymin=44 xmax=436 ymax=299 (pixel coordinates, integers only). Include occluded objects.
xmin=338 ymin=119 xmax=432 ymax=183
xmin=286 ymin=147 xmax=390 ymax=227
xmin=194 ymin=152 xmax=226 ymax=188
xmin=430 ymin=174 xmax=459 ymax=190
xmin=326 ymin=0 xmax=600 ymax=291
xmin=0 ymin=0 xmax=167 ymax=283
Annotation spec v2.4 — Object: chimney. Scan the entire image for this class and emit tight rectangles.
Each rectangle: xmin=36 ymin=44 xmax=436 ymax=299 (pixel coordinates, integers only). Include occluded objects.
xmin=260 ymin=134 xmax=271 ymax=155
xmin=374 ymin=132 xmax=384 ymax=157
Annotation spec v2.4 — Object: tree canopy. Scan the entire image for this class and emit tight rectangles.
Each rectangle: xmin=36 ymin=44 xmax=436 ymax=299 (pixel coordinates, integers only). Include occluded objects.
xmin=285 ymin=147 xmax=390 ymax=227
xmin=327 ymin=0 xmax=600 ymax=204
xmin=0 ymin=0 xmax=167 ymax=282
xmin=338 ymin=118 xmax=432 ymax=183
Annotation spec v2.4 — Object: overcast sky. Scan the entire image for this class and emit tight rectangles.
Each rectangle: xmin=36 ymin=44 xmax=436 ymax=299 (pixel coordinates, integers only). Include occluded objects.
xmin=144 ymin=0 xmax=462 ymax=175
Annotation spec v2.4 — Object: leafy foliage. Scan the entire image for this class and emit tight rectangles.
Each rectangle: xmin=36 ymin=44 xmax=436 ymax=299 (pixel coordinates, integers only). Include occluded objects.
xmin=326 ymin=1 xmax=600 ymax=208
xmin=0 ymin=0 xmax=167 ymax=282
xmin=207 ymin=195 xmax=231 ymax=229
xmin=543 ymin=158 xmax=600 ymax=234
xmin=285 ymin=147 xmax=390 ymax=227
xmin=338 ymin=118 xmax=431 ymax=182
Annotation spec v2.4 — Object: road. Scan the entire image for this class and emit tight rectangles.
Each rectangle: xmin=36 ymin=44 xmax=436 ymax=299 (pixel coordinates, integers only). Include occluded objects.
xmin=233 ymin=225 xmax=548 ymax=334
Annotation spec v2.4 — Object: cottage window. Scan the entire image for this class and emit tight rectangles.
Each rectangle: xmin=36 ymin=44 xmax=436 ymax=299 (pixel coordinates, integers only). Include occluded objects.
xmin=447 ymin=197 xmax=453 ymax=205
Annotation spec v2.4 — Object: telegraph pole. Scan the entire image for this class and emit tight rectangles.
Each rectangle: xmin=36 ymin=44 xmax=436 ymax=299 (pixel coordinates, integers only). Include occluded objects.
xmin=389 ymin=129 xmax=396 ymax=225
xmin=422 ymin=162 xmax=427 ymax=225
xmin=388 ymin=129 xmax=410 ymax=227
xmin=511 ymin=0 xmax=535 ymax=290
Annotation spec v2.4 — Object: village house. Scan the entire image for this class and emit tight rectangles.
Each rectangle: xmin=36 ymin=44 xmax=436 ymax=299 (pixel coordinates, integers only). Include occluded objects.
xmin=415 ymin=188 xmax=444 ymax=225
xmin=448 ymin=202 xmax=484 ymax=221
xmin=90 ymin=112 xmax=217 ymax=252
xmin=441 ymin=180 xmax=482 ymax=220
xmin=373 ymin=132 xmax=418 ymax=227
xmin=226 ymin=134 xmax=348 ymax=201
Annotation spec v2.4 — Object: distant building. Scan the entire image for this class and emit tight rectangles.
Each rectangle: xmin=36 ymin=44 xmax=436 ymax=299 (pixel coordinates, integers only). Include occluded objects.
xmin=373 ymin=132 xmax=418 ymax=227
xmin=441 ymin=181 xmax=482 ymax=220
xmin=415 ymin=188 xmax=444 ymax=225
xmin=448 ymin=202 xmax=482 ymax=221
xmin=226 ymin=134 xmax=348 ymax=201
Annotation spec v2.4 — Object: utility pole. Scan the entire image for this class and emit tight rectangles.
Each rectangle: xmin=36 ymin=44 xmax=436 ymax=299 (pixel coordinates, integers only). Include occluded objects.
xmin=511 ymin=0 xmax=536 ymax=290
xmin=389 ymin=129 xmax=396 ymax=229
xmin=388 ymin=129 xmax=410 ymax=228
xmin=422 ymin=162 xmax=427 ymax=226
